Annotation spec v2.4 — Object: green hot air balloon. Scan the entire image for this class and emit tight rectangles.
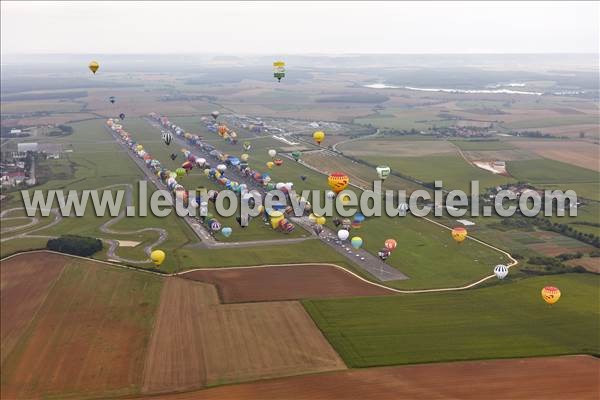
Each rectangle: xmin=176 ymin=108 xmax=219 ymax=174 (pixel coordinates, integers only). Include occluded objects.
xmin=291 ymin=151 xmax=301 ymax=161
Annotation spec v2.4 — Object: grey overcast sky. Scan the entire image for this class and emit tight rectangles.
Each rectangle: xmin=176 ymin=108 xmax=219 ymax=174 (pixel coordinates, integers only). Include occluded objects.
xmin=1 ymin=1 xmax=598 ymax=54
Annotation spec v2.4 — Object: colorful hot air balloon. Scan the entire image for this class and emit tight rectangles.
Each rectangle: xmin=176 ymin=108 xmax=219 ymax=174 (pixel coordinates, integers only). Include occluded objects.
xmin=351 ymin=236 xmax=363 ymax=249
xmin=291 ymin=151 xmax=301 ymax=161
xmin=313 ymin=130 xmax=325 ymax=145
xmin=378 ymin=248 xmax=391 ymax=261
xmin=150 ymin=250 xmax=165 ymax=266
xmin=211 ymin=111 xmax=220 ymax=120
xmin=494 ymin=265 xmax=509 ymax=279
xmin=274 ymin=158 xmax=283 ymax=166
xmin=269 ymin=210 xmax=285 ymax=229
xmin=328 ymin=172 xmax=349 ymax=194
xmin=384 ymin=239 xmax=397 ymax=251
xmin=88 ymin=60 xmax=99 ymax=74
xmin=451 ymin=227 xmax=468 ymax=244
xmin=541 ymin=286 xmax=561 ymax=304
xmin=376 ymin=165 xmax=391 ymax=181
xmin=337 ymin=229 xmax=349 ymax=241
xmin=273 ymin=60 xmax=286 ymax=82
xmin=218 ymin=125 xmax=228 ymax=137
xmin=175 ymin=167 xmax=186 ymax=177
xmin=243 ymin=141 xmax=251 ymax=151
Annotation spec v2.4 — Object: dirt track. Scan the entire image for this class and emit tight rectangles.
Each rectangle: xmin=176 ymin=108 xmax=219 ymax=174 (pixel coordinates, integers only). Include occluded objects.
xmin=182 ymin=264 xmax=392 ymax=303
xmin=145 ymin=355 xmax=600 ymax=400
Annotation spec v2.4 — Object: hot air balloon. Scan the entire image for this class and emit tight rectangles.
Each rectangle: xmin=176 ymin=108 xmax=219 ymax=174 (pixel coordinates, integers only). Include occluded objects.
xmin=119 ymin=113 xmax=125 ymax=120
xmin=494 ymin=265 xmax=509 ymax=279
xmin=313 ymin=130 xmax=325 ymax=145
xmin=351 ymin=237 xmax=363 ymax=249
xmin=221 ymin=227 xmax=232 ymax=237
xmin=268 ymin=149 xmax=277 ymax=158
xmin=211 ymin=111 xmax=220 ymax=120
xmin=150 ymin=250 xmax=165 ymax=266
xmin=266 ymin=161 xmax=274 ymax=169
xmin=269 ymin=210 xmax=285 ymax=229
xmin=273 ymin=60 xmax=286 ymax=82
xmin=378 ymin=248 xmax=390 ymax=261
xmin=338 ymin=229 xmax=349 ymax=241
xmin=182 ymin=161 xmax=193 ymax=173
xmin=88 ymin=60 xmax=99 ymax=74
xmin=162 ymin=131 xmax=173 ymax=146
xmin=541 ymin=286 xmax=561 ymax=305
xmin=274 ymin=158 xmax=283 ymax=166
xmin=243 ymin=141 xmax=252 ymax=151
xmin=240 ymin=153 xmax=249 ymax=162
xmin=300 ymin=175 xmax=307 ymax=181
xmin=209 ymin=219 xmax=222 ymax=232
xmin=376 ymin=165 xmax=391 ymax=181
xmin=170 ymin=153 xmax=177 ymax=161
xmin=218 ymin=125 xmax=228 ymax=137
xmin=398 ymin=202 xmax=409 ymax=216
xmin=328 ymin=172 xmax=349 ymax=194
xmin=175 ymin=167 xmax=186 ymax=177
xmin=315 ymin=216 xmax=326 ymax=225
xmin=384 ymin=239 xmax=397 ymax=251
xmin=109 ymin=96 xmax=116 ymax=104
xmin=291 ymin=151 xmax=301 ymax=161
xmin=451 ymin=227 xmax=468 ymax=244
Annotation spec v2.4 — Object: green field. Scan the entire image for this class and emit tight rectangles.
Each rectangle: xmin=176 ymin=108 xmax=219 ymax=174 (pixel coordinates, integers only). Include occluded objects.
xmin=304 ymin=273 xmax=599 ymax=367
xmin=450 ymin=139 xmax=516 ymax=151
xmin=360 ymin=154 xmax=514 ymax=193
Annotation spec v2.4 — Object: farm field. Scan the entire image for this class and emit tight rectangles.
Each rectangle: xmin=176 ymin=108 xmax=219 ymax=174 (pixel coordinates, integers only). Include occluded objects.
xmin=148 ymin=355 xmax=599 ymax=400
xmin=339 ymin=138 xmax=457 ymax=157
xmin=142 ymin=276 xmax=345 ymax=394
xmin=359 ymin=154 xmax=515 ymax=193
xmin=449 ymin=139 xmax=516 ymax=151
xmin=304 ymin=273 xmax=599 ymax=367
xmin=1 ymin=253 xmax=163 ymax=399
xmin=510 ymin=139 xmax=599 ymax=171
xmin=181 ymin=264 xmax=392 ymax=303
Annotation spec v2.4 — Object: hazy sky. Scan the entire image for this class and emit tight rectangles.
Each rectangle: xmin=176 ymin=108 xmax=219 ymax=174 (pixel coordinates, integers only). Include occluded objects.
xmin=2 ymin=1 xmax=598 ymax=54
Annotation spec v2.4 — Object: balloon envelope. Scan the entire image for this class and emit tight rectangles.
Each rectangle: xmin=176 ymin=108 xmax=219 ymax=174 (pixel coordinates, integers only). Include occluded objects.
xmin=150 ymin=250 xmax=165 ymax=266
xmin=376 ymin=165 xmax=391 ymax=180
xmin=313 ymin=130 xmax=325 ymax=144
xmin=88 ymin=60 xmax=99 ymax=74
xmin=221 ymin=227 xmax=232 ymax=237
xmin=541 ymin=286 xmax=561 ymax=304
xmin=351 ymin=237 xmax=363 ymax=249
xmin=384 ymin=239 xmax=397 ymax=251
xmin=268 ymin=149 xmax=277 ymax=158
xmin=337 ymin=229 xmax=349 ymax=241
xmin=328 ymin=172 xmax=349 ymax=194
xmin=452 ymin=227 xmax=468 ymax=244
xmin=494 ymin=264 xmax=509 ymax=279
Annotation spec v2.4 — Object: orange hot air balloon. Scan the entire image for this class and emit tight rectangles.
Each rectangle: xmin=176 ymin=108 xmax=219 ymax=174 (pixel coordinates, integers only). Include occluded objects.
xmin=541 ymin=286 xmax=561 ymax=305
xmin=218 ymin=125 xmax=228 ymax=137
xmin=328 ymin=172 xmax=349 ymax=194
xmin=384 ymin=239 xmax=397 ymax=251
xmin=451 ymin=227 xmax=468 ymax=244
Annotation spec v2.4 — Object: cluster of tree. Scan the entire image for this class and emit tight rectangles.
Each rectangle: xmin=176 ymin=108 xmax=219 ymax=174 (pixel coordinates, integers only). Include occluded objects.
xmin=47 ymin=235 xmax=103 ymax=257
xmin=47 ymin=124 xmax=73 ymax=137
xmin=556 ymin=252 xmax=584 ymax=261
xmin=523 ymin=255 xmax=586 ymax=275
xmin=511 ymin=130 xmax=567 ymax=139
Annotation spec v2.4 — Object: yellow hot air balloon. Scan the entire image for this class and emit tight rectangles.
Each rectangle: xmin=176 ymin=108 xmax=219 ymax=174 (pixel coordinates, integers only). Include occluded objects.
xmin=328 ymin=172 xmax=349 ymax=194
xmin=266 ymin=161 xmax=274 ymax=169
xmin=451 ymin=227 xmax=468 ymax=244
xmin=150 ymin=250 xmax=165 ymax=266
xmin=313 ymin=130 xmax=325 ymax=145
xmin=269 ymin=210 xmax=285 ymax=229
xmin=315 ymin=216 xmax=326 ymax=225
xmin=88 ymin=60 xmax=99 ymax=74
xmin=241 ymin=153 xmax=249 ymax=162
xmin=541 ymin=286 xmax=561 ymax=305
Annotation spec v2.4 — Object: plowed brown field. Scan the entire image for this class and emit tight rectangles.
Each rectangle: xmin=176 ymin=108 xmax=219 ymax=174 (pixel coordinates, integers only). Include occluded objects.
xmin=0 ymin=253 xmax=67 ymax=365
xmin=146 ymin=355 xmax=600 ymax=400
xmin=182 ymin=265 xmax=392 ymax=303
xmin=1 ymin=253 xmax=163 ymax=399
xmin=142 ymin=276 xmax=345 ymax=394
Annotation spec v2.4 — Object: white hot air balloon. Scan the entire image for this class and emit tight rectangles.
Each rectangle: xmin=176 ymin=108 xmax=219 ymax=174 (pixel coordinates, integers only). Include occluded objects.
xmin=337 ymin=229 xmax=350 ymax=241
xmin=494 ymin=265 xmax=509 ymax=279
xmin=268 ymin=149 xmax=277 ymax=158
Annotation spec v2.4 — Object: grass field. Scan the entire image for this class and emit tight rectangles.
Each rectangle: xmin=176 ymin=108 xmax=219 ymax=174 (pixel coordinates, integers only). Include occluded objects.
xmin=360 ymin=154 xmax=514 ymax=193
xmin=304 ymin=273 xmax=599 ymax=367
xmin=450 ymin=139 xmax=516 ymax=151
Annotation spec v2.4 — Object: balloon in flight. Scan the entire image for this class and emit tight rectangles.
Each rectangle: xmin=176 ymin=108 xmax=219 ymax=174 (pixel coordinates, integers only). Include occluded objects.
xmin=273 ymin=60 xmax=286 ymax=82
xmin=351 ymin=236 xmax=363 ymax=249
xmin=109 ymin=96 xmax=116 ymax=104
xmin=291 ymin=151 xmax=302 ymax=161
xmin=384 ymin=239 xmax=397 ymax=251
xmin=541 ymin=286 xmax=561 ymax=305
xmin=268 ymin=149 xmax=277 ymax=158
xmin=327 ymin=172 xmax=349 ymax=194
xmin=493 ymin=265 xmax=509 ymax=279
xmin=376 ymin=165 xmax=391 ymax=181
xmin=119 ymin=113 xmax=125 ymax=120
xmin=451 ymin=227 xmax=468 ymax=244
xmin=162 ymin=131 xmax=173 ymax=146
xmin=221 ymin=227 xmax=233 ymax=237
xmin=150 ymin=250 xmax=165 ymax=266
xmin=337 ymin=229 xmax=349 ymax=241
xmin=88 ymin=60 xmax=99 ymax=74
xmin=211 ymin=111 xmax=220 ymax=120
xmin=313 ymin=130 xmax=325 ymax=145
